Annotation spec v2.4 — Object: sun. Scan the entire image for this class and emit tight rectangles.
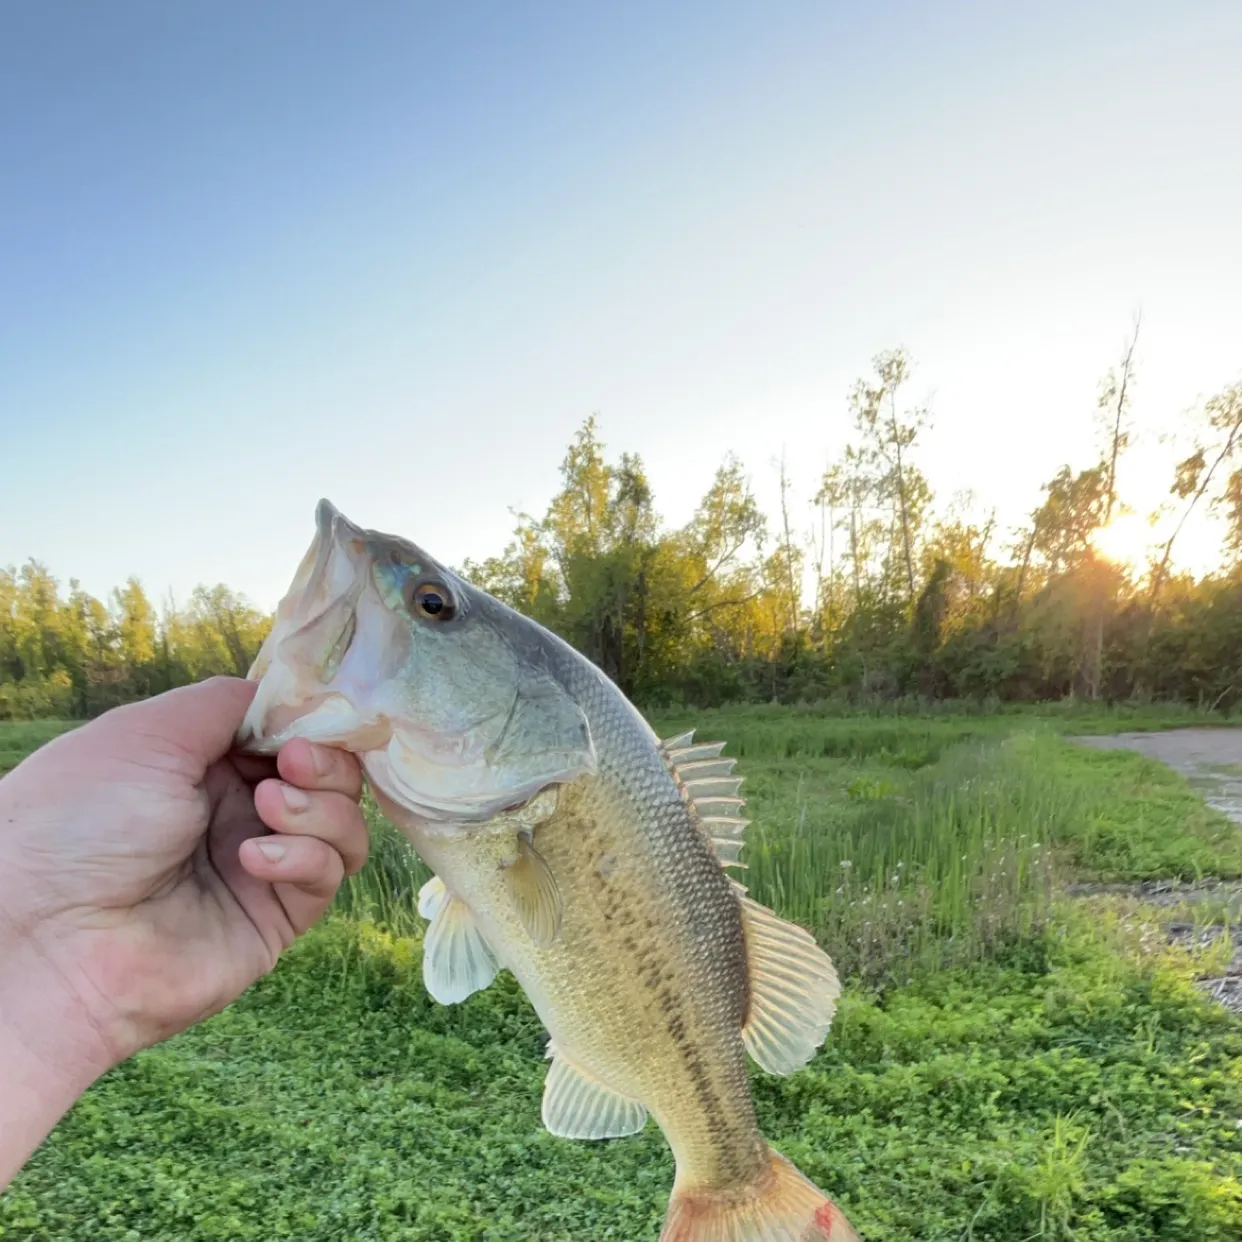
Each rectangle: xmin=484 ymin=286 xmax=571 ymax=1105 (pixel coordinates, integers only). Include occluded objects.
xmin=1092 ymin=512 xmax=1157 ymax=569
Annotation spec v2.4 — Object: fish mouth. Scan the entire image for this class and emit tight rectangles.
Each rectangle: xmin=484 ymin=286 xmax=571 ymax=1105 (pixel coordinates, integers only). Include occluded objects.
xmin=235 ymin=498 xmax=379 ymax=753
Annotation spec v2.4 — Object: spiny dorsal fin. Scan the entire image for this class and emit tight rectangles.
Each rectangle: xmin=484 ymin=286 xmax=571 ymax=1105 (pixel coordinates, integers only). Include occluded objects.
xmin=682 ymin=776 xmax=744 ymax=799
xmin=676 ymin=757 xmax=737 ymax=780
xmin=667 ymin=741 xmax=728 ymax=764
xmin=417 ymin=876 xmax=500 ymax=1005
xmin=661 ymin=728 xmax=697 ymax=751
xmin=542 ymin=1043 xmax=648 ymax=1140
xmin=661 ymin=730 xmax=749 ymax=870
xmin=738 ymin=896 xmax=840 ymax=1075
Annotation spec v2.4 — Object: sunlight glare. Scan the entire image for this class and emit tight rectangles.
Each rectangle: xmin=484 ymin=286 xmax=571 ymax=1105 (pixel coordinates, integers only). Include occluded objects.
xmin=1092 ymin=512 xmax=1157 ymax=569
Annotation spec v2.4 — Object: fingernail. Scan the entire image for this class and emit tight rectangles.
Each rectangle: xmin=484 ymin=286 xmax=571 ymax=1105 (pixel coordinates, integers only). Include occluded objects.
xmin=256 ymin=839 xmax=286 ymax=862
xmin=310 ymin=745 xmax=330 ymax=777
xmin=281 ymin=784 xmax=310 ymax=813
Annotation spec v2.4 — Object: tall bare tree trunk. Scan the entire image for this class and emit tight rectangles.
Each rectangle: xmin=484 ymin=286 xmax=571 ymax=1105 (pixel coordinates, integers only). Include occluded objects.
xmin=827 ymin=501 xmax=837 ymax=637
xmin=849 ymin=487 xmax=862 ymax=605
xmin=888 ymin=390 xmax=917 ymax=600
xmin=1088 ymin=312 xmax=1141 ymax=699
xmin=810 ymin=493 xmax=826 ymax=637
xmin=1008 ymin=522 xmax=1038 ymax=629
xmin=777 ymin=453 xmax=799 ymax=633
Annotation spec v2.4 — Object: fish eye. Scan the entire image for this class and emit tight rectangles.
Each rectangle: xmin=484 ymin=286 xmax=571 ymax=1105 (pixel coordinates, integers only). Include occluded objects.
xmin=407 ymin=580 xmax=456 ymax=622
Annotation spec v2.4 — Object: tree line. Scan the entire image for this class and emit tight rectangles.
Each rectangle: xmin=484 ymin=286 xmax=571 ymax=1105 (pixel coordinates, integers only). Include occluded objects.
xmin=6 ymin=332 xmax=1242 ymax=719
xmin=0 ymin=573 xmax=268 ymax=719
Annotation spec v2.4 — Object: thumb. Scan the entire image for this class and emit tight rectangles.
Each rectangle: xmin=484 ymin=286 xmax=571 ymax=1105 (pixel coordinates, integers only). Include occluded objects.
xmin=106 ymin=677 xmax=258 ymax=775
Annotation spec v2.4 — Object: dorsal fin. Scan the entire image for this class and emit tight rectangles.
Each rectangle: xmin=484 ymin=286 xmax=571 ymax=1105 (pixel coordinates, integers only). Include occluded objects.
xmin=676 ymin=757 xmax=737 ymax=780
xmin=667 ymin=741 xmax=727 ymax=764
xmin=661 ymin=728 xmax=697 ymax=751
xmin=661 ymin=730 xmax=749 ymax=870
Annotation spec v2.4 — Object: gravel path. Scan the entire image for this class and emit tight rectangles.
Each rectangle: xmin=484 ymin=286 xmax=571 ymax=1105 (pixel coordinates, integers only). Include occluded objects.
xmin=1072 ymin=728 xmax=1242 ymax=1016
xmin=1075 ymin=727 xmax=1242 ymax=823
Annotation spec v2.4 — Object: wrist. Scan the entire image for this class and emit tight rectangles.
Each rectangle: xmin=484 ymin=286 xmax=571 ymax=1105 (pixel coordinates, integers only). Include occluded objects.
xmin=0 ymin=955 xmax=115 ymax=1189
xmin=0 ymin=1009 xmax=101 ymax=1188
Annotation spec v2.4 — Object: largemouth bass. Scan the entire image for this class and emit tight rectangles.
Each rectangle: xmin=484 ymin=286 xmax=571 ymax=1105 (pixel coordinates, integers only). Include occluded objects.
xmin=238 ymin=500 xmax=858 ymax=1242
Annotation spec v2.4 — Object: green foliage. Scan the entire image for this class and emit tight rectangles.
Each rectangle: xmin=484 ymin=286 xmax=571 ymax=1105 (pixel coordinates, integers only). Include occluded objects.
xmin=4 ymin=904 xmax=1239 ymax=1241
xmin=1037 ymin=738 xmax=1242 ymax=880
xmin=8 ymin=366 xmax=1242 ymax=717
xmin=647 ymin=706 xmax=1242 ymax=983
xmin=0 ymin=567 xmax=271 ymax=720
xmin=0 ymin=721 xmax=77 ymax=775
xmin=3 ymin=708 xmax=1242 ymax=1241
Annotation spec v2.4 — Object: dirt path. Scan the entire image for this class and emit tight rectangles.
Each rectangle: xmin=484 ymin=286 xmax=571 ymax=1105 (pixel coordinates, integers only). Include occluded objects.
xmin=1072 ymin=728 xmax=1242 ymax=1015
xmin=1075 ymin=727 xmax=1242 ymax=823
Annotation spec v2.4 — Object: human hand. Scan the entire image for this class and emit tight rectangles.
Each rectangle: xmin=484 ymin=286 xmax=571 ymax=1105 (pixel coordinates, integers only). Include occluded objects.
xmin=0 ymin=677 xmax=368 ymax=1181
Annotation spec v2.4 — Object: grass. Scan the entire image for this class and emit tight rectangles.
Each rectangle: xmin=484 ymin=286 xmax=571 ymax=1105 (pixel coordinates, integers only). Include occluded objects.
xmin=2 ymin=704 xmax=1242 ymax=1240
xmin=649 ymin=706 xmax=1242 ymax=985
xmin=4 ymin=907 xmax=1239 ymax=1241
xmin=0 ymin=720 xmax=77 ymax=775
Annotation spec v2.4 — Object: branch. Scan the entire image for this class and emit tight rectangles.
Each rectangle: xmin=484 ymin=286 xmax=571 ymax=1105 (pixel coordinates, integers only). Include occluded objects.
xmin=684 ymin=592 xmax=760 ymax=624
xmin=686 ymin=539 xmax=746 ymax=596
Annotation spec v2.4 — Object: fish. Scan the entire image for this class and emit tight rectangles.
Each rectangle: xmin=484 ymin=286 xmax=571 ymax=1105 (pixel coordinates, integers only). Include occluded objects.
xmin=238 ymin=499 xmax=859 ymax=1242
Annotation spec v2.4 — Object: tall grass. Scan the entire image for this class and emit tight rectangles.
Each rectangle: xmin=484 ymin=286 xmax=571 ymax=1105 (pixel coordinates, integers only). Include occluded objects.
xmin=332 ymin=725 xmax=1066 ymax=991
xmin=0 ymin=719 xmax=78 ymax=774
xmin=333 ymin=796 xmax=433 ymax=937
xmin=741 ymin=736 xmax=1060 ymax=986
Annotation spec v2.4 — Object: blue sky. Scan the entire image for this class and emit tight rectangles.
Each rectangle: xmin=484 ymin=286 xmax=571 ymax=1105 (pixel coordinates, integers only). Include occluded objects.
xmin=2 ymin=1 xmax=1240 ymax=608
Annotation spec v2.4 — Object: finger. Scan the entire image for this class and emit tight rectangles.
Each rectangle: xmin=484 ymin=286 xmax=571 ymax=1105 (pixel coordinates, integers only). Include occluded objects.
xmin=231 ymin=753 xmax=279 ymax=786
xmin=276 ymin=739 xmax=364 ymax=800
xmin=253 ymin=780 xmax=370 ymax=876
xmin=103 ymin=677 xmax=259 ymax=776
xmin=238 ymin=835 xmax=346 ymax=934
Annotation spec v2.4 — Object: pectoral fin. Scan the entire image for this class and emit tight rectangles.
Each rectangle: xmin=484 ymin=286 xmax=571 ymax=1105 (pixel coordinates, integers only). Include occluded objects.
xmin=502 ymin=835 xmax=562 ymax=948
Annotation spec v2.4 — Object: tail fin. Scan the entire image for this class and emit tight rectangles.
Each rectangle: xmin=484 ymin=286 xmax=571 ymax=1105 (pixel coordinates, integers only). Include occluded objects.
xmin=661 ymin=1149 xmax=858 ymax=1242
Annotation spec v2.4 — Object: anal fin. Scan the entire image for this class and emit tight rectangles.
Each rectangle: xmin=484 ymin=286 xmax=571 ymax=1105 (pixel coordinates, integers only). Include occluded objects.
xmin=418 ymin=876 xmax=499 ymax=1005
xmin=739 ymin=897 xmax=840 ymax=1076
xmin=542 ymin=1045 xmax=647 ymax=1140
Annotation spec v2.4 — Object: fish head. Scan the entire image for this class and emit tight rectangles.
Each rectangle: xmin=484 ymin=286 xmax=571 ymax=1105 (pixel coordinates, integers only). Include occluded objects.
xmin=237 ymin=499 xmax=596 ymax=822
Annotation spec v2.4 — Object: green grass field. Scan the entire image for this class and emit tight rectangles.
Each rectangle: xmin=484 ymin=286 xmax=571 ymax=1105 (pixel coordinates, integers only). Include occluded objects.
xmin=0 ymin=720 xmax=77 ymax=776
xmin=3 ymin=706 xmax=1241 ymax=1241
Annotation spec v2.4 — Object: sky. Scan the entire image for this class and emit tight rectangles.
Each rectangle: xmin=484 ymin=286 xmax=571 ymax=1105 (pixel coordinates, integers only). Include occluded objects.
xmin=2 ymin=1 xmax=1240 ymax=610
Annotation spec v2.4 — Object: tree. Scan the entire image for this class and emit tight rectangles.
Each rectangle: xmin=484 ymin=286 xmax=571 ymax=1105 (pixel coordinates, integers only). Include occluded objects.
xmin=684 ymin=455 xmax=765 ymax=592
xmin=849 ymin=349 xmax=932 ymax=603
xmin=6 ymin=351 xmax=1242 ymax=717
xmin=774 ymin=451 xmax=801 ymax=634
xmin=1031 ymin=465 xmax=1109 ymax=575
xmin=1097 ymin=311 xmax=1141 ymax=526
xmin=1085 ymin=315 xmax=1141 ymax=697
xmin=1150 ymin=382 xmax=1242 ymax=604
